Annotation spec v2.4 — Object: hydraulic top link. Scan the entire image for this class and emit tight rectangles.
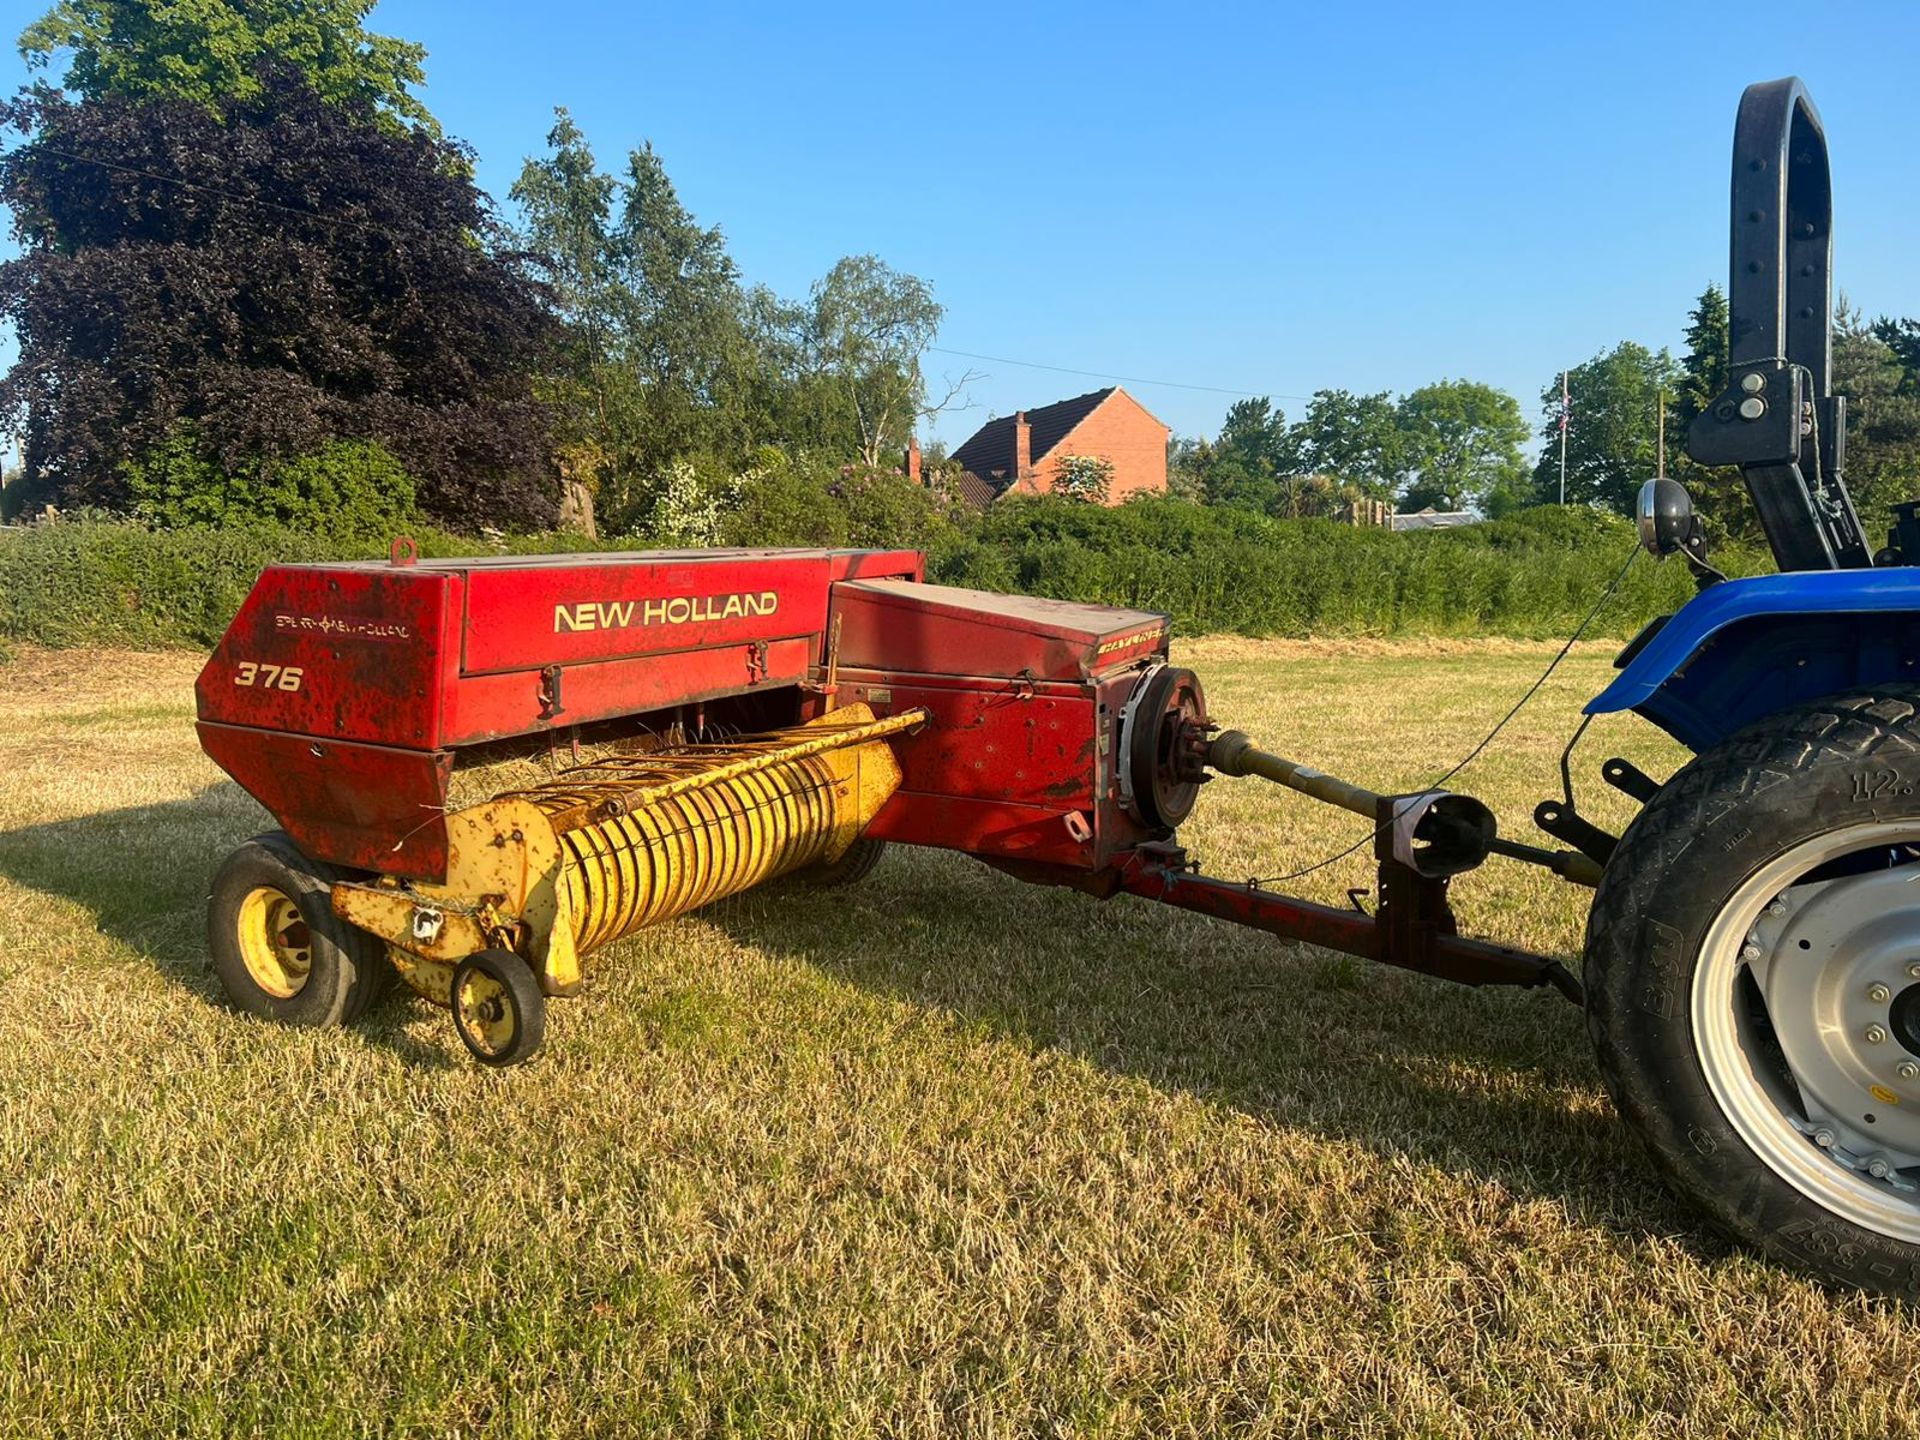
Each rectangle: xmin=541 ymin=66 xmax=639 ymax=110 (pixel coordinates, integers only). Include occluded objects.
xmin=1687 ymin=77 xmax=1872 ymax=572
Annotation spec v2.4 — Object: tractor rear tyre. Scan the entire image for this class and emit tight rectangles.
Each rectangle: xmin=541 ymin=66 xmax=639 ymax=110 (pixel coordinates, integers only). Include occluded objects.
xmin=208 ymin=832 xmax=391 ymax=1027
xmin=450 ymin=949 xmax=546 ymax=1067
xmin=1587 ymin=689 xmax=1920 ymax=1297
xmin=798 ymin=836 xmax=888 ymax=889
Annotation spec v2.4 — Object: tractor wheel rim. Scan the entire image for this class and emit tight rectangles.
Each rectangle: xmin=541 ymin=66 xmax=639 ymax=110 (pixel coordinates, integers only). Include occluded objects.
xmin=455 ymin=971 xmax=516 ymax=1056
xmin=236 ymin=886 xmax=313 ymax=1000
xmin=1694 ymin=820 xmax=1920 ymax=1242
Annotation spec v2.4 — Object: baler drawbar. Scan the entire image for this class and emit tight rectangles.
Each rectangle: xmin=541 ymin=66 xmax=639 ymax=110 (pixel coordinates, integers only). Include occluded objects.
xmin=197 ymin=539 xmax=1580 ymax=1065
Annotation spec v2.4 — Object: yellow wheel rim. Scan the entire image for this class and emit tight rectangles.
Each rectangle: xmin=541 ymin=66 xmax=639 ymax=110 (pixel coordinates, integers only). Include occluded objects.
xmin=454 ymin=970 xmax=517 ymax=1057
xmin=236 ymin=885 xmax=313 ymax=1000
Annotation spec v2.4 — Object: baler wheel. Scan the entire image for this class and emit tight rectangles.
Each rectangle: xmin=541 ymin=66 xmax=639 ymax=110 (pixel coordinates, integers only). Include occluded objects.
xmin=208 ymin=832 xmax=390 ymax=1027
xmin=798 ymin=836 xmax=889 ymax=889
xmin=450 ymin=949 xmax=546 ymax=1068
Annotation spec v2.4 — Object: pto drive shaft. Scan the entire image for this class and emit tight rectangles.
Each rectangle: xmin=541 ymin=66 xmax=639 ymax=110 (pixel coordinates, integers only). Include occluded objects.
xmin=1205 ymin=731 xmax=1603 ymax=886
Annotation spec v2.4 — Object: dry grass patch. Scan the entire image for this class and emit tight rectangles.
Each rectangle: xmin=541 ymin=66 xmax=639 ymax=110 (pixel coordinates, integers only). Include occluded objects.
xmin=0 ymin=639 xmax=1916 ymax=1437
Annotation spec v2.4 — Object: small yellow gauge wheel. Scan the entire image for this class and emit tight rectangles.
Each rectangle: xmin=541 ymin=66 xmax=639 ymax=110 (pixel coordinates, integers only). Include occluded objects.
xmin=450 ymin=949 xmax=546 ymax=1067
xmin=208 ymin=832 xmax=390 ymax=1026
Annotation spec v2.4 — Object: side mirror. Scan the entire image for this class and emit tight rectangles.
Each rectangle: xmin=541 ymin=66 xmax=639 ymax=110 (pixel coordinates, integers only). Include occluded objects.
xmin=1636 ymin=477 xmax=1697 ymax=557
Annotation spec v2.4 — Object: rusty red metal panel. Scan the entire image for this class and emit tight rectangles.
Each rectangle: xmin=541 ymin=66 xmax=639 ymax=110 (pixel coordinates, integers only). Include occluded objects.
xmin=863 ymin=793 xmax=1097 ymax=868
xmin=825 ymin=549 xmax=924 ymax=583
xmin=838 ymin=669 xmax=1098 ymax=803
xmin=197 ymin=722 xmax=454 ymax=879
xmin=196 ymin=563 xmax=457 ymax=749
xmin=458 ymin=553 xmax=837 ymax=674
xmin=831 ymin=579 xmax=1169 ymax=682
xmin=836 ymin=665 xmax=1157 ymax=870
xmin=444 ymin=636 xmax=815 ymax=744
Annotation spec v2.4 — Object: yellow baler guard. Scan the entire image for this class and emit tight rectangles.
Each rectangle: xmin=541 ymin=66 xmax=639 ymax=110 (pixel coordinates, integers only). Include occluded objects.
xmin=333 ymin=703 xmax=926 ymax=1001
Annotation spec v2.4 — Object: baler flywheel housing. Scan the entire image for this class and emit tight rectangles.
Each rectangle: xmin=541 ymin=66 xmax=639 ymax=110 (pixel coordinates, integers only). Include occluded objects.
xmin=1119 ymin=663 xmax=1210 ymax=830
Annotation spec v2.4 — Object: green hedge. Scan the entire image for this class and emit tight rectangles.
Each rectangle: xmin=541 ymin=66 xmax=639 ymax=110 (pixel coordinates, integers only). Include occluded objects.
xmin=0 ymin=502 xmax=1755 ymax=651
xmin=935 ymin=497 xmax=1757 ymax=640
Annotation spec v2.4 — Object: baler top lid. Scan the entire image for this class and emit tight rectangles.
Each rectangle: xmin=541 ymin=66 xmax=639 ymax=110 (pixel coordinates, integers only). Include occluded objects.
xmin=831 ymin=578 xmax=1170 ymax=683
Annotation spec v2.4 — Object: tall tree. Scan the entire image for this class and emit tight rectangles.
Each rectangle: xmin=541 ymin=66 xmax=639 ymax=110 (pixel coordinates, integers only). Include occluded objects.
xmin=1672 ymin=282 xmax=1754 ymax=542
xmin=1287 ymin=389 xmax=1408 ymax=498
xmin=1836 ymin=304 xmax=1920 ymax=534
xmin=740 ymin=283 xmax=867 ymax=456
xmin=1395 ymin=379 xmax=1528 ymax=512
xmin=1202 ymin=396 xmax=1289 ymax=510
xmin=803 ymin=254 xmax=953 ymax=469
xmin=0 ymin=75 xmax=556 ymax=523
xmin=1873 ymin=316 xmax=1920 ymax=377
xmin=1531 ymin=342 xmax=1680 ymax=513
xmin=512 ymin=115 xmax=754 ymax=528
xmin=616 ymin=142 xmax=754 ymax=466
xmin=509 ymin=109 xmax=626 ymax=494
xmin=19 ymin=0 xmax=434 ymax=130
xmin=1676 ymin=283 xmax=1730 ymax=425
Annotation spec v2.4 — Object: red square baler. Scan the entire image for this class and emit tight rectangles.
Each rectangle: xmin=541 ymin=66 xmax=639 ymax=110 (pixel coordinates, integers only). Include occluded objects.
xmin=197 ymin=540 xmax=1574 ymax=1065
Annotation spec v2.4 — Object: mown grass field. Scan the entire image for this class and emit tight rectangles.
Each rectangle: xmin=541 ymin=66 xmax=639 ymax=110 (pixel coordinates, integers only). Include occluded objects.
xmin=1 ymin=638 xmax=1917 ymax=1437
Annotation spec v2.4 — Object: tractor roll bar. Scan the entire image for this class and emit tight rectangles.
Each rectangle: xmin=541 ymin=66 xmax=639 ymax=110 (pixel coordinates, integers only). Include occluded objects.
xmin=1688 ymin=77 xmax=1873 ymax=572
xmin=1727 ymin=78 xmax=1833 ymax=390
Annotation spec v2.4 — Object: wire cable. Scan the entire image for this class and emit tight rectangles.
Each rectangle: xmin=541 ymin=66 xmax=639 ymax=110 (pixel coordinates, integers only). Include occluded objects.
xmin=928 ymin=346 xmax=1316 ymax=402
xmin=1248 ymin=540 xmax=1643 ymax=886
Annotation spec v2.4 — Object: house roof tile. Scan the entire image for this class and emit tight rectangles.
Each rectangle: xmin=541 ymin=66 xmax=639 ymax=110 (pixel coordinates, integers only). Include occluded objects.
xmin=949 ymin=387 xmax=1116 ymax=498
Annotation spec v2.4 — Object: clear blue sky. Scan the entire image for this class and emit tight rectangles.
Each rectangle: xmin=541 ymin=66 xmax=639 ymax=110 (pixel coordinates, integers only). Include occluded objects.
xmin=7 ymin=0 xmax=1920 ymax=456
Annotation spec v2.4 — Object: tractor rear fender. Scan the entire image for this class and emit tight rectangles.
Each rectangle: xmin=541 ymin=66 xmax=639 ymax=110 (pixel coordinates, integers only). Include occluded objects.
xmin=1586 ymin=569 xmax=1920 ymax=751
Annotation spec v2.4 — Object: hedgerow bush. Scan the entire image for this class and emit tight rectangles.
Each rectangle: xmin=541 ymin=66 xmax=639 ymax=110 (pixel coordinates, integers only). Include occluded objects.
xmin=0 ymin=519 xmax=545 ymax=648
xmin=0 ymin=497 xmax=1757 ymax=652
xmin=124 ymin=431 xmax=418 ymax=541
xmin=932 ymin=496 xmax=1758 ymax=639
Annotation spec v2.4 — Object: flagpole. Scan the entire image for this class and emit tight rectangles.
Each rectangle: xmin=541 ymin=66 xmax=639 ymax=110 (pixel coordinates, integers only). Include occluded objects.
xmin=1657 ymin=390 xmax=1666 ymax=478
xmin=1558 ymin=370 xmax=1570 ymax=504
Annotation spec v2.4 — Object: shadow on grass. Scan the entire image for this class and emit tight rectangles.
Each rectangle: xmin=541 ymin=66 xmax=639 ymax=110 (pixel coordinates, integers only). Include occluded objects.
xmin=0 ymin=787 xmax=460 ymax=1070
xmin=706 ymin=845 xmax=1715 ymax=1258
xmin=0 ymin=793 xmax=1708 ymax=1253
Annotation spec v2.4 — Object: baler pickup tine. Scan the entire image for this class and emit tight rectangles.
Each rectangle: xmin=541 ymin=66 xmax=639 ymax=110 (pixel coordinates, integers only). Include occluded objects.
xmin=495 ymin=706 xmax=930 ymax=833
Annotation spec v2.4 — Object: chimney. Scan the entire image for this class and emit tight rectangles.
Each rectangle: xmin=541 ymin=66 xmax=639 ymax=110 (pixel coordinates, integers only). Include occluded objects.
xmin=905 ymin=436 xmax=922 ymax=484
xmin=1013 ymin=411 xmax=1031 ymax=479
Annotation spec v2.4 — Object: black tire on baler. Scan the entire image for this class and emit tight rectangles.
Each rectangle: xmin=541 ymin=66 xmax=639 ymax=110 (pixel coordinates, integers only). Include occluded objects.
xmin=798 ymin=836 xmax=888 ymax=889
xmin=1586 ymin=689 xmax=1920 ymax=1297
xmin=449 ymin=948 xmax=546 ymax=1067
xmin=208 ymin=831 xmax=391 ymax=1028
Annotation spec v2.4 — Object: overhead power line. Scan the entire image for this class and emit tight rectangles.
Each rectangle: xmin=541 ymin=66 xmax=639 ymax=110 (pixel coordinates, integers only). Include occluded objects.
xmin=929 ymin=346 xmax=1316 ymax=402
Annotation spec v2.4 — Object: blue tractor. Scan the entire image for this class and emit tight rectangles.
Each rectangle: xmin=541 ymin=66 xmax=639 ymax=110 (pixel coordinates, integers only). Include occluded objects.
xmin=1576 ymin=78 xmax=1920 ymax=1295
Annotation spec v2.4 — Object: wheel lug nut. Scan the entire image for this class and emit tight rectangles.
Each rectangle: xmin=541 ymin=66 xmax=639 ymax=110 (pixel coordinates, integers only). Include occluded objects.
xmin=1869 ymin=1158 xmax=1893 ymax=1180
xmin=1814 ymin=1128 xmax=1837 ymax=1148
xmin=1767 ymin=900 xmax=1787 ymax=916
xmin=1866 ymin=1025 xmax=1889 ymax=1045
xmin=1869 ymin=983 xmax=1892 ymax=1004
xmin=1741 ymin=943 xmax=1763 ymax=962
xmin=1900 ymin=1061 xmax=1920 ymax=1081
xmin=1910 ymin=963 xmax=1920 ymax=980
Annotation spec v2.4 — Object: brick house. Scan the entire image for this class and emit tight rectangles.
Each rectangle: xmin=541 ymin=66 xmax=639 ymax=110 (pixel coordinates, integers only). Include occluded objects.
xmin=948 ymin=387 xmax=1169 ymax=506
